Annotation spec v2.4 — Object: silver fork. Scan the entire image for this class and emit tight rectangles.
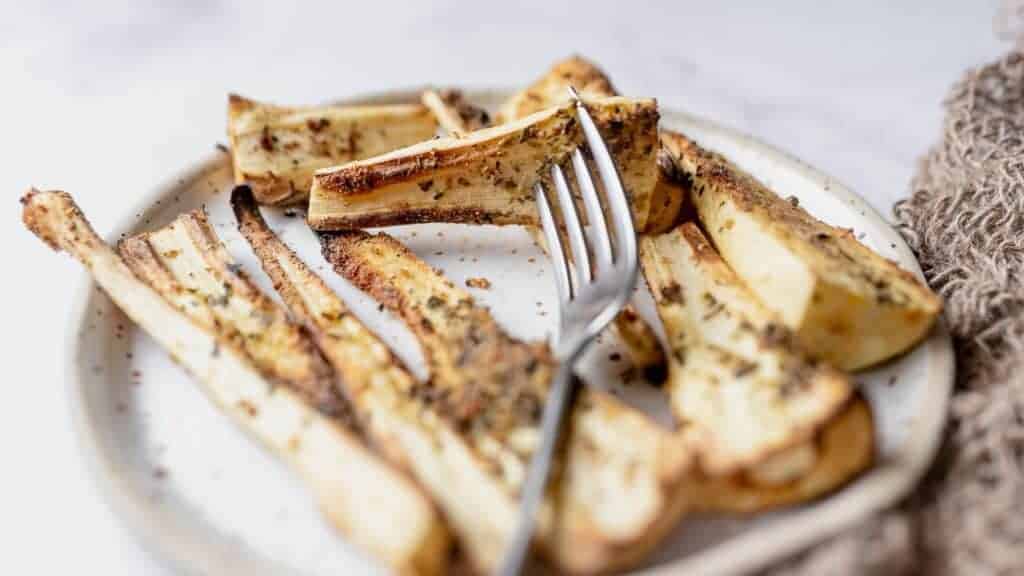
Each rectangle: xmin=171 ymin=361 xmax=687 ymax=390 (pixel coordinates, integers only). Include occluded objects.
xmin=496 ymin=88 xmax=639 ymax=576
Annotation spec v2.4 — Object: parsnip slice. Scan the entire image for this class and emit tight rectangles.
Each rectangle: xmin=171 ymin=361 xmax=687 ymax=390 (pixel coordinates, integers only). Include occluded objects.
xmin=693 ymin=397 xmax=874 ymax=513
xmin=317 ymin=226 xmax=691 ymax=575
xmin=420 ymin=89 xmax=491 ymax=136
xmin=308 ymin=96 xmax=660 ymax=232
xmin=641 ymin=223 xmax=853 ymax=475
xmin=661 ymin=131 xmax=942 ymax=370
xmin=228 ymin=94 xmax=437 ymax=205
xmin=20 ymin=190 xmax=449 ymax=576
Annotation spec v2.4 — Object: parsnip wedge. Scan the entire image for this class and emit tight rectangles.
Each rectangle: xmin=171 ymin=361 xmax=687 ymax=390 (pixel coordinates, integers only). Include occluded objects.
xmin=228 ymin=94 xmax=437 ymax=205
xmin=641 ymin=223 xmax=853 ymax=475
xmin=661 ymin=131 xmax=942 ymax=370
xmin=308 ymin=96 xmax=660 ymax=231
xmin=21 ymin=190 xmax=448 ymax=576
xmin=496 ymin=55 xmax=617 ymax=123
xmin=314 ymin=225 xmax=691 ymax=575
xmin=421 ymin=89 xmax=491 ymax=136
xmin=693 ymin=397 xmax=874 ymax=513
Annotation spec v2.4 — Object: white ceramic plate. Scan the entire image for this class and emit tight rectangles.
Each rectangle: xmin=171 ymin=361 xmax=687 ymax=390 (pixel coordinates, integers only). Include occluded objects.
xmin=67 ymin=90 xmax=953 ymax=576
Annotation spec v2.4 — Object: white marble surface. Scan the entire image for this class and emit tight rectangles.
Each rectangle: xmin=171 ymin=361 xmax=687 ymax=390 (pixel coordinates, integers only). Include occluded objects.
xmin=1 ymin=1 xmax=1006 ymax=573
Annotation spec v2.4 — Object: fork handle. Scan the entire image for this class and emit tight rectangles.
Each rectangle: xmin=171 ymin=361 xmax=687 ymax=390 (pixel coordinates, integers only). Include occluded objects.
xmin=496 ymin=355 xmax=581 ymax=576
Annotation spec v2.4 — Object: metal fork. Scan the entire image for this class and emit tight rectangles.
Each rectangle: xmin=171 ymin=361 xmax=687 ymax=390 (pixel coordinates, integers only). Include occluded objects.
xmin=496 ymin=88 xmax=640 ymax=576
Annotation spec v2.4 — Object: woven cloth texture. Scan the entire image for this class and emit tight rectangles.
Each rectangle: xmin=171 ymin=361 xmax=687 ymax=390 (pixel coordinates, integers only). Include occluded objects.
xmin=770 ymin=50 xmax=1024 ymax=576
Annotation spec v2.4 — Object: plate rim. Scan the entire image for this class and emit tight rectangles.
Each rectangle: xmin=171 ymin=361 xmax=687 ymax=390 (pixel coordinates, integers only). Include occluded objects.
xmin=65 ymin=89 xmax=955 ymax=576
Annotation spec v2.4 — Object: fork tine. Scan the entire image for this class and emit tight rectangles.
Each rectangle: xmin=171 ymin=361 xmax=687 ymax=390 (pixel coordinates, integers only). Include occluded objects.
xmin=550 ymin=163 xmax=592 ymax=283
xmin=573 ymin=98 xmax=637 ymax=267
xmin=570 ymin=149 xmax=613 ymax=269
xmin=535 ymin=182 xmax=574 ymax=302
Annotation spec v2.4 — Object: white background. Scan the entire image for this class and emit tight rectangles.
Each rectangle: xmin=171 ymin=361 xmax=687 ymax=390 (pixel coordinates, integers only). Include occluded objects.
xmin=2 ymin=1 xmax=1006 ymax=573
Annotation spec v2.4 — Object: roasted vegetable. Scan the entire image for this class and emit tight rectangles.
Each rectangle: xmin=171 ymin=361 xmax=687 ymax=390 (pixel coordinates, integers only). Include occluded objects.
xmin=421 ymin=89 xmax=491 ymax=136
xmin=496 ymin=56 xmax=617 ymax=123
xmin=308 ymin=96 xmax=660 ymax=232
xmin=227 ymin=94 xmax=437 ymax=205
xmin=661 ymin=131 xmax=942 ymax=371
xmin=308 ymin=220 xmax=691 ymax=575
xmin=641 ymin=223 xmax=854 ymax=475
xmin=21 ymin=190 xmax=448 ymax=576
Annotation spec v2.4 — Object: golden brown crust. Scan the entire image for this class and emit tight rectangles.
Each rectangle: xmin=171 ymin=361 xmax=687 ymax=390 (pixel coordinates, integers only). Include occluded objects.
xmin=21 ymin=188 xmax=103 ymax=258
xmin=321 ymin=230 xmax=551 ymax=436
xmin=610 ymin=306 xmax=668 ymax=385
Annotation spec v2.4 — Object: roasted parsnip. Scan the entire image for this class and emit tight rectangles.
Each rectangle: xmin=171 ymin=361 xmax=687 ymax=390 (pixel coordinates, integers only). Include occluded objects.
xmin=693 ymin=397 xmax=874 ymax=513
xmin=314 ymin=225 xmax=691 ymax=575
xmin=228 ymin=94 xmax=437 ymax=205
xmin=21 ymin=190 xmax=448 ymax=576
xmin=235 ymin=186 xmax=528 ymax=572
xmin=308 ymin=96 xmax=660 ymax=231
xmin=641 ymin=223 xmax=854 ymax=475
xmin=661 ymin=131 xmax=942 ymax=371
xmin=420 ymin=89 xmax=491 ymax=136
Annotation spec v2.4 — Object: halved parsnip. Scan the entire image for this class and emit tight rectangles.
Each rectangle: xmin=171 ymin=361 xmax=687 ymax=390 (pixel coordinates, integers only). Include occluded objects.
xmin=693 ymin=397 xmax=874 ymax=513
xmin=316 ymin=226 xmax=692 ymax=575
xmin=661 ymin=131 xmax=942 ymax=371
xmin=496 ymin=55 xmax=617 ymax=123
xmin=21 ymin=190 xmax=448 ymax=576
xmin=227 ymin=94 xmax=437 ymax=205
xmin=308 ymin=96 xmax=660 ymax=231
xmin=235 ymin=187 xmax=525 ymax=572
xmin=641 ymin=223 xmax=853 ymax=475
xmin=420 ymin=89 xmax=491 ymax=136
